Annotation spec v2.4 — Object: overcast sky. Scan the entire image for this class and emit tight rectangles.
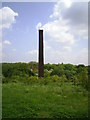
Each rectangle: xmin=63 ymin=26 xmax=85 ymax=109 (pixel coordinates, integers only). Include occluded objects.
xmin=0 ymin=1 xmax=88 ymax=65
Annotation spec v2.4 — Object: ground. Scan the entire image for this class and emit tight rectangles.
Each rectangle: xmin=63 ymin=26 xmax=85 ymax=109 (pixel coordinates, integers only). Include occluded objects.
xmin=2 ymin=81 xmax=88 ymax=118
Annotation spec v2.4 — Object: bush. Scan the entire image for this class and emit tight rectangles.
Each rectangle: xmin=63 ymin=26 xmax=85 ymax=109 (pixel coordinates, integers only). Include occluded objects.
xmin=2 ymin=63 xmax=89 ymax=91
xmin=2 ymin=78 xmax=8 ymax=83
xmin=24 ymin=76 xmax=38 ymax=85
xmin=44 ymin=69 xmax=50 ymax=77
xmin=50 ymin=75 xmax=60 ymax=82
xmin=50 ymin=66 xmax=64 ymax=77
xmin=60 ymin=75 xmax=67 ymax=82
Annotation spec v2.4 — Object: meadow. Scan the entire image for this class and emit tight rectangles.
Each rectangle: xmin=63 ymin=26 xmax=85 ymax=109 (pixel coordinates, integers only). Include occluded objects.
xmin=2 ymin=62 xmax=89 ymax=118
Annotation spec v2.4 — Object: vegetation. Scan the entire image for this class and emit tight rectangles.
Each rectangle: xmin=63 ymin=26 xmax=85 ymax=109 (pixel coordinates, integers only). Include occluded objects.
xmin=2 ymin=62 xmax=88 ymax=90
xmin=2 ymin=62 xmax=89 ymax=118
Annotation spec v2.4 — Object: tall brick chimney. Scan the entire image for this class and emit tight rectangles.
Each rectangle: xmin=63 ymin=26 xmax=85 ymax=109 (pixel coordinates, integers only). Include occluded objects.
xmin=38 ymin=30 xmax=44 ymax=77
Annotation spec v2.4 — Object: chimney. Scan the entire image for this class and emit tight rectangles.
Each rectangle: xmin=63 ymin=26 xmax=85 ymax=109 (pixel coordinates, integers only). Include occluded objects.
xmin=38 ymin=30 xmax=44 ymax=77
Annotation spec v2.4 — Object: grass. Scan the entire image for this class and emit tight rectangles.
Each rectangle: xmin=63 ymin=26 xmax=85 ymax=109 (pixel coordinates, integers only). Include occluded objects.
xmin=2 ymin=81 xmax=88 ymax=118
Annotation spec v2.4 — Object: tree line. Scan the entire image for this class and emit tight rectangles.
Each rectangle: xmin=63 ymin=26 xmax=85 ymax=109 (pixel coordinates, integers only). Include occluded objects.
xmin=2 ymin=62 xmax=89 ymax=90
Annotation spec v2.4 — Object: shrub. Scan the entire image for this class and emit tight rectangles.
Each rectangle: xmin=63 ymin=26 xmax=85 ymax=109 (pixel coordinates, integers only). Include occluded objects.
xmin=2 ymin=77 xmax=9 ymax=83
xmin=50 ymin=66 xmax=64 ymax=77
xmin=51 ymin=75 xmax=60 ymax=82
xmin=44 ymin=69 xmax=50 ymax=77
xmin=24 ymin=76 xmax=38 ymax=85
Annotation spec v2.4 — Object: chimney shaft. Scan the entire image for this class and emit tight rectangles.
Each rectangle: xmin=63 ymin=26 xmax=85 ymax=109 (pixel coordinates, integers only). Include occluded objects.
xmin=38 ymin=30 xmax=44 ymax=77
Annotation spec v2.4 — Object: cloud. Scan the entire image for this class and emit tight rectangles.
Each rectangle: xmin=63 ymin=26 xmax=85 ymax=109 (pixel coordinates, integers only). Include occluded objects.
xmin=39 ymin=1 xmax=88 ymax=65
xmin=42 ymin=20 xmax=74 ymax=46
xmin=0 ymin=7 xmax=18 ymax=40
xmin=2 ymin=3 xmax=88 ymax=65
xmin=27 ymin=50 xmax=37 ymax=55
xmin=0 ymin=7 xmax=18 ymax=62
xmin=36 ymin=22 xmax=42 ymax=30
xmin=73 ymin=48 xmax=88 ymax=65
xmin=63 ymin=46 xmax=71 ymax=52
xmin=44 ymin=41 xmax=52 ymax=51
xmin=49 ymin=1 xmax=88 ymax=40
xmin=45 ymin=47 xmax=88 ymax=65
xmin=3 ymin=40 xmax=11 ymax=45
xmin=0 ymin=7 xmax=18 ymax=30
xmin=61 ymin=3 xmax=88 ymax=26
xmin=25 ymin=50 xmax=38 ymax=62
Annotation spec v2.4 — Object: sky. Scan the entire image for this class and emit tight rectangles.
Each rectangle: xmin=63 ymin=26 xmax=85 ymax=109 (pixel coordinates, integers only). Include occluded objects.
xmin=0 ymin=1 xmax=88 ymax=65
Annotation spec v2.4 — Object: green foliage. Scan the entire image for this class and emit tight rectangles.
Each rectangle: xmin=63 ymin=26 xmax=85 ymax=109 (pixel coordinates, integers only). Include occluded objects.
xmin=24 ymin=76 xmax=38 ymax=85
xmin=2 ymin=62 xmax=35 ymax=78
xmin=50 ymin=66 xmax=64 ymax=77
xmin=2 ymin=62 xmax=89 ymax=90
xmin=2 ymin=62 xmax=89 ymax=118
xmin=44 ymin=63 xmax=52 ymax=70
xmin=50 ymin=75 xmax=60 ymax=82
xmin=44 ymin=69 xmax=50 ymax=77
xmin=2 ymin=82 xmax=88 ymax=118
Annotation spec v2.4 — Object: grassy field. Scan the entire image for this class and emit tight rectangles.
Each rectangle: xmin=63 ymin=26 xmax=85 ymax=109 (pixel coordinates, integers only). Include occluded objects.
xmin=2 ymin=81 xmax=88 ymax=119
